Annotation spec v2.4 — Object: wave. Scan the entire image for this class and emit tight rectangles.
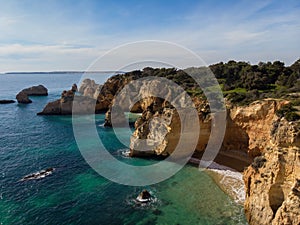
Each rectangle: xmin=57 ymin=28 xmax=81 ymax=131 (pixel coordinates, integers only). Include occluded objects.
xmin=205 ymin=162 xmax=245 ymax=204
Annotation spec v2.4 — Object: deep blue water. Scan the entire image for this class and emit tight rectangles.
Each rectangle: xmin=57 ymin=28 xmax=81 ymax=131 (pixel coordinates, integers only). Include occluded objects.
xmin=0 ymin=73 xmax=247 ymax=225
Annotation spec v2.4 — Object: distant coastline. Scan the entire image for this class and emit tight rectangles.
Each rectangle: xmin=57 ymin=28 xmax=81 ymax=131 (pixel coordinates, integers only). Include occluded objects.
xmin=2 ymin=71 xmax=126 ymax=75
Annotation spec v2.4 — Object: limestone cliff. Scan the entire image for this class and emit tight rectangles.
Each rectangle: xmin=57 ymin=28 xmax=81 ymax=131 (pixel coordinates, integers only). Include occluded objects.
xmin=130 ymin=99 xmax=289 ymax=160
xmin=243 ymin=116 xmax=300 ymax=225
xmin=129 ymin=97 xmax=300 ymax=225
xmin=78 ymin=79 xmax=101 ymax=99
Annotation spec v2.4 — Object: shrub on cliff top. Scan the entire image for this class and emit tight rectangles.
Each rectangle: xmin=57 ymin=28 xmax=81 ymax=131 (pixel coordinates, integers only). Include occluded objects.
xmin=276 ymin=103 xmax=300 ymax=121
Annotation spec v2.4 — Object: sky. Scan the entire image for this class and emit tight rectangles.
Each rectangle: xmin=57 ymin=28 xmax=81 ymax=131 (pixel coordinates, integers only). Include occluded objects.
xmin=0 ymin=0 xmax=299 ymax=72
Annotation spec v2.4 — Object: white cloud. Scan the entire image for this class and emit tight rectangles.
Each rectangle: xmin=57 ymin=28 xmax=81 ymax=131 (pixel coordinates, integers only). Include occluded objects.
xmin=0 ymin=44 xmax=107 ymax=72
xmin=0 ymin=43 xmax=95 ymax=56
xmin=224 ymin=30 xmax=266 ymax=44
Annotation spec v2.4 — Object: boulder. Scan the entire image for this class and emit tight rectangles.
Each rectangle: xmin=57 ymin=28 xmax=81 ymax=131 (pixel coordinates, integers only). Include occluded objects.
xmin=16 ymin=92 xmax=32 ymax=104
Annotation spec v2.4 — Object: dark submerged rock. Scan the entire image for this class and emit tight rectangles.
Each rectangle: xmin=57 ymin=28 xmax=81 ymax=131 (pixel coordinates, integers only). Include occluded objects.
xmin=0 ymin=100 xmax=15 ymax=104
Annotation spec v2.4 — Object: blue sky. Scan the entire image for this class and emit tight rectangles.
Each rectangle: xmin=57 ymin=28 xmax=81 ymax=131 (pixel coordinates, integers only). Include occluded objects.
xmin=0 ymin=0 xmax=299 ymax=72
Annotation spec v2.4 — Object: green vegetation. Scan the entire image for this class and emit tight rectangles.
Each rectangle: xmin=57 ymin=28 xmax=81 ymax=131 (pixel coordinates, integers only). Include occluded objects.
xmin=210 ymin=60 xmax=300 ymax=91
xmin=209 ymin=59 xmax=300 ymax=106
xmin=276 ymin=103 xmax=300 ymax=122
xmin=111 ymin=59 xmax=300 ymax=121
xmin=223 ymin=87 xmax=247 ymax=94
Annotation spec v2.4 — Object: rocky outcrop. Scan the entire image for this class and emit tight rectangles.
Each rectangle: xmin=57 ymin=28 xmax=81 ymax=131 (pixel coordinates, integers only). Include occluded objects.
xmin=242 ymin=112 xmax=300 ymax=225
xmin=0 ymin=100 xmax=15 ymax=104
xmin=228 ymin=99 xmax=290 ymax=157
xmin=37 ymin=86 xmax=97 ymax=115
xmin=244 ymin=146 xmax=300 ymax=225
xmin=79 ymin=79 xmax=101 ymax=99
xmin=129 ymin=96 xmax=300 ymax=224
xmin=16 ymin=91 xmax=32 ymax=104
xmin=16 ymin=85 xmax=48 ymax=104
xmin=20 ymin=85 xmax=48 ymax=96
xmin=71 ymin=83 xmax=78 ymax=93
xmin=39 ymin=68 xmax=196 ymax=116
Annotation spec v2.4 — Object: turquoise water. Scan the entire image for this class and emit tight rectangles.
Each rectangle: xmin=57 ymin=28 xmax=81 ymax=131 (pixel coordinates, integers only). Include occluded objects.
xmin=0 ymin=73 xmax=247 ymax=225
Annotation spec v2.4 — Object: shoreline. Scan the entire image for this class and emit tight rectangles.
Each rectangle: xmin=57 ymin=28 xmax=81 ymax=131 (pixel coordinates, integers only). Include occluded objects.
xmin=191 ymin=150 xmax=252 ymax=172
xmin=188 ymin=151 xmax=252 ymax=205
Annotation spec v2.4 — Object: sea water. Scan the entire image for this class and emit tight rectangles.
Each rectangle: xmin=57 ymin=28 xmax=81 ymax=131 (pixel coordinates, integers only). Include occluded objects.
xmin=0 ymin=73 xmax=248 ymax=225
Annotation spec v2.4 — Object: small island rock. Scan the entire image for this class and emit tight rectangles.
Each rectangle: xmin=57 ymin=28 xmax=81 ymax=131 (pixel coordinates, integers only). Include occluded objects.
xmin=136 ymin=190 xmax=152 ymax=202
xmin=21 ymin=85 xmax=48 ymax=96
xmin=16 ymin=85 xmax=48 ymax=104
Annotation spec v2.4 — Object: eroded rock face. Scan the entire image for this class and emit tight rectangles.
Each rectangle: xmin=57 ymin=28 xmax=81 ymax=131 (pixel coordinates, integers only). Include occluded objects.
xmin=243 ymin=147 xmax=300 ymax=225
xmin=129 ymin=96 xmax=300 ymax=225
xmin=79 ymin=79 xmax=101 ymax=99
xmin=129 ymin=95 xmax=210 ymax=157
xmin=16 ymin=85 xmax=48 ymax=104
xmin=242 ymin=111 xmax=300 ymax=225
xmin=16 ymin=91 xmax=32 ymax=104
xmin=21 ymin=85 xmax=48 ymax=96
xmin=131 ymin=99 xmax=286 ymax=159
xmin=229 ymin=99 xmax=290 ymax=157
xmin=38 ymin=85 xmax=97 ymax=115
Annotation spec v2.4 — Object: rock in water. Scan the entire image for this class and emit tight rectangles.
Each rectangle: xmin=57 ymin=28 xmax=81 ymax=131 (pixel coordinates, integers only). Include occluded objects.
xmin=16 ymin=85 xmax=48 ymax=104
xmin=136 ymin=190 xmax=152 ymax=202
xmin=0 ymin=100 xmax=15 ymax=104
xmin=16 ymin=91 xmax=32 ymax=104
xmin=21 ymin=85 xmax=48 ymax=96
xmin=20 ymin=167 xmax=55 ymax=181
xmin=71 ymin=83 xmax=78 ymax=92
xmin=38 ymin=85 xmax=97 ymax=115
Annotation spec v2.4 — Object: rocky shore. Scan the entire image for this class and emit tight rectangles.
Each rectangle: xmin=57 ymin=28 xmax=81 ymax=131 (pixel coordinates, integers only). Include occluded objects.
xmin=38 ymin=69 xmax=300 ymax=225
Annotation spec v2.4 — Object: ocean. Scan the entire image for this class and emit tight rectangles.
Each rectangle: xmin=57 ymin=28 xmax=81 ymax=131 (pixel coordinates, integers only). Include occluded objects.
xmin=0 ymin=73 xmax=247 ymax=225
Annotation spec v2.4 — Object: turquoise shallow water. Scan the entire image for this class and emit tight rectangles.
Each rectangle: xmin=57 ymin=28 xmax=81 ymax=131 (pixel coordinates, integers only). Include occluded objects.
xmin=0 ymin=73 xmax=247 ymax=225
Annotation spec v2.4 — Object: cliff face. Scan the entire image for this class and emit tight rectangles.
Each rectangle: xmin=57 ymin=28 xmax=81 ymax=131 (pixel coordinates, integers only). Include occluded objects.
xmin=243 ymin=116 xmax=300 ymax=225
xmin=130 ymin=99 xmax=287 ymax=160
xmin=130 ymin=97 xmax=300 ymax=225
xmin=244 ymin=146 xmax=300 ymax=225
xmin=227 ymin=99 xmax=290 ymax=157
